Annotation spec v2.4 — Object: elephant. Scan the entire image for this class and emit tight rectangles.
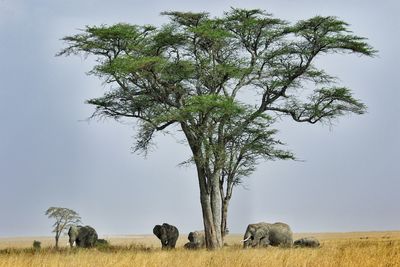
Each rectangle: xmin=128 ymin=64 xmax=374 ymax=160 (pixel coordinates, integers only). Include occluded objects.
xmin=68 ymin=225 xmax=98 ymax=248
xmin=294 ymin=237 xmax=320 ymax=248
xmin=153 ymin=223 xmax=179 ymax=249
xmin=242 ymin=222 xmax=293 ymax=248
xmin=184 ymin=242 xmax=198 ymax=249
xmin=184 ymin=230 xmax=205 ymax=249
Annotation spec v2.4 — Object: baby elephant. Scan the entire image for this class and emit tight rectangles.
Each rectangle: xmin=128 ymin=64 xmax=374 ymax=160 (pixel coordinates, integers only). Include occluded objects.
xmin=184 ymin=231 xmax=205 ymax=249
xmin=153 ymin=223 xmax=179 ymax=249
xmin=294 ymin=237 xmax=320 ymax=248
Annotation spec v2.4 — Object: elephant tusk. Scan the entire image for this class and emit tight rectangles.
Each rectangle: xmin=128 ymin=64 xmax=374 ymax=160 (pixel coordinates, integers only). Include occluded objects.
xmin=241 ymin=236 xmax=251 ymax=242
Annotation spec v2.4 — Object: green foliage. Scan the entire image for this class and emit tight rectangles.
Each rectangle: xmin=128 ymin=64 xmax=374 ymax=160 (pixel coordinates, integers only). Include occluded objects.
xmin=182 ymin=95 xmax=243 ymax=118
xmin=95 ymin=239 xmax=110 ymax=249
xmin=95 ymin=56 xmax=167 ymax=76
xmin=45 ymin=207 xmax=81 ymax=233
xmin=32 ymin=240 xmax=41 ymax=250
xmin=290 ymin=16 xmax=376 ymax=56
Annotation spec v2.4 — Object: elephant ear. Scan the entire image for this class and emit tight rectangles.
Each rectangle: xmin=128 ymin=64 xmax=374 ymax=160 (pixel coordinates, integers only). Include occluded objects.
xmin=188 ymin=232 xmax=194 ymax=242
xmin=153 ymin=225 xmax=162 ymax=238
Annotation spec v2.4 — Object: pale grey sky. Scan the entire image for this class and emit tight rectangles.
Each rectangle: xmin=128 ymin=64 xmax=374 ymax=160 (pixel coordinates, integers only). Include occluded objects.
xmin=0 ymin=0 xmax=399 ymax=237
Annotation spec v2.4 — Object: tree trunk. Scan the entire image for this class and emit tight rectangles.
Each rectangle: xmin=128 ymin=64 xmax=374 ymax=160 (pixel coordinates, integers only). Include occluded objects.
xmin=200 ymin=190 xmax=219 ymax=249
xmin=196 ymin=166 xmax=223 ymax=249
xmin=210 ymin=172 xmax=223 ymax=247
xmin=221 ymin=174 xmax=234 ymax=238
xmin=181 ymin=123 xmax=224 ymax=249
xmin=221 ymin=197 xmax=230 ymax=237
xmin=55 ymin=234 xmax=59 ymax=248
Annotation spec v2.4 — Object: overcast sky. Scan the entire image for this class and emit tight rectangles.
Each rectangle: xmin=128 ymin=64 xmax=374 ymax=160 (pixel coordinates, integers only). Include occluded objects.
xmin=0 ymin=0 xmax=399 ymax=237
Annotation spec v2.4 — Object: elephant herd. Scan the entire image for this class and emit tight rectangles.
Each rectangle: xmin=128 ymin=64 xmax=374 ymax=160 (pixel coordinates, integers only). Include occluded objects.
xmin=152 ymin=221 xmax=320 ymax=250
xmin=67 ymin=221 xmax=320 ymax=249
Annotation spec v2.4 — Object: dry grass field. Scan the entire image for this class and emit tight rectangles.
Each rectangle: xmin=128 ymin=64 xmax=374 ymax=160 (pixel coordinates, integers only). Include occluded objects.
xmin=0 ymin=231 xmax=399 ymax=267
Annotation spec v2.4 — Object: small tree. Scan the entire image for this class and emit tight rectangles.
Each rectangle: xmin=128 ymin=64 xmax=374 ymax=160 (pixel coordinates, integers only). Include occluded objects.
xmin=45 ymin=207 xmax=81 ymax=248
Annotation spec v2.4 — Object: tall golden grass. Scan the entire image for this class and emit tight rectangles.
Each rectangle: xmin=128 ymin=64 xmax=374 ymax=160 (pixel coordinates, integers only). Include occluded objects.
xmin=0 ymin=231 xmax=399 ymax=267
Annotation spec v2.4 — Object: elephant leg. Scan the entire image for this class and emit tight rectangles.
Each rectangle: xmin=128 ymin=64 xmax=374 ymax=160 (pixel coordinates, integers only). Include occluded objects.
xmin=169 ymin=238 xmax=177 ymax=248
xmin=254 ymin=229 xmax=268 ymax=247
xmin=252 ymin=238 xmax=261 ymax=247
xmin=161 ymin=239 xmax=169 ymax=249
xmin=259 ymin=236 xmax=270 ymax=247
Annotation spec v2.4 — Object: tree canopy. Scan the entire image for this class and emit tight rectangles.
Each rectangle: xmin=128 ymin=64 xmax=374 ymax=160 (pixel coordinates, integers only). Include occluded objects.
xmin=58 ymin=8 xmax=375 ymax=249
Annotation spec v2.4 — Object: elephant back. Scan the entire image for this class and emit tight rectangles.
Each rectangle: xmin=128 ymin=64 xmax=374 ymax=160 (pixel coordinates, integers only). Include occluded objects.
xmin=76 ymin=225 xmax=98 ymax=248
xmin=268 ymin=222 xmax=293 ymax=247
xmin=162 ymin=223 xmax=179 ymax=237
xmin=245 ymin=222 xmax=270 ymax=234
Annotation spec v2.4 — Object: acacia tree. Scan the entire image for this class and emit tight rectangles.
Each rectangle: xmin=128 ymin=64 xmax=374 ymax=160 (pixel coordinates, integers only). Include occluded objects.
xmin=45 ymin=207 xmax=81 ymax=248
xmin=58 ymin=9 xmax=375 ymax=249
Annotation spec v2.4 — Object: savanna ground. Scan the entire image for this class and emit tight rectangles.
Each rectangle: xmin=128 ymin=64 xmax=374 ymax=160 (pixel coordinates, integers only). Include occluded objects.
xmin=0 ymin=231 xmax=399 ymax=266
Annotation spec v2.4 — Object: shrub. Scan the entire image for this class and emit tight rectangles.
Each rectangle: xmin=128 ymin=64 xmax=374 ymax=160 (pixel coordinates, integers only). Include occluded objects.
xmin=32 ymin=240 xmax=41 ymax=250
xmin=95 ymin=239 xmax=110 ymax=248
